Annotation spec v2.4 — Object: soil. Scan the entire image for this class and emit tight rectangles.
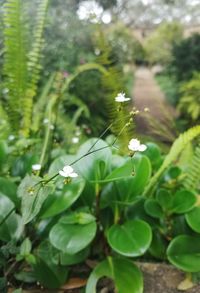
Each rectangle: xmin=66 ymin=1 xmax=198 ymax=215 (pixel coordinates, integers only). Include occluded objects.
xmin=9 ymin=262 xmax=200 ymax=293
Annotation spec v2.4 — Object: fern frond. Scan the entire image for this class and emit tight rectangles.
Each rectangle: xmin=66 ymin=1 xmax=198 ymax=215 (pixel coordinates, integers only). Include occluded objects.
xmin=95 ymin=30 xmax=133 ymax=150
xmin=3 ymin=0 xmax=28 ymax=132
xmin=183 ymin=140 xmax=200 ymax=191
xmin=21 ymin=0 xmax=49 ymax=136
xmin=143 ymin=125 xmax=200 ymax=196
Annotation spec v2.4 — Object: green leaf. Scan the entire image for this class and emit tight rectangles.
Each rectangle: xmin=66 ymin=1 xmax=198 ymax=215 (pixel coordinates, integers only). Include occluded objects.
xmin=107 ymin=219 xmax=152 ymax=257
xmin=170 ymin=189 xmax=196 ymax=214
xmin=0 ymin=140 xmax=8 ymax=166
xmin=86 ymin=257 xmax=143 ymax=293
xmin=186 ymin=206 xmax=200 ymax=233
xmin=39 ymin=179 xmax=85 ymax=218
xmin=144 ymin=199 xmax=164 ymax=218
xmin=32 ymin=241 xmax=68 ymax=289
xmin=0 ymin=177 xmax=19 ymax=207
xmin=60 ymin=247 xmax=89 ymax=265
xmin=49 ymin=216 xmax=97 ymax=254
xmin=0 ymin=193 xmax=23 ymax=242
xmin=60 ymin=212 xmax=96 ymax=225
xmin=167 ymin=235 xmax=200 ymax=272
xmin=75 ymin=138 xmax=112 ymax=182
xmin=156 ymin=188 xmax=173 ymax=211
xmin=20 ymin=238 xmax=32 ymax=256
xmin=102 ymin=159 xmax=133 ymax=182
xmin=18 ymin=175 xmax=54 ymax=224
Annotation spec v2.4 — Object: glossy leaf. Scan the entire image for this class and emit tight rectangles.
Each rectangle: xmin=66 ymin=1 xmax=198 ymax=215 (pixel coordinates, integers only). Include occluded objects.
xmin=107 ymin=219 xmax=152 ymax=257
xmin=49 ymin=216 xmax=96 ymax=254
xmin=156 ymin=188 xmax=173 ymax=210
xmin=167 ymin=235 xmax=200 ymax=272
xmin=39 ymin=179 xmax=85 ymax=218
xmin=170 ymin=190 xmax=196 ymax=214
xmin=60 ymin=247 xmax=89 ymax=265
xmin=86 ymin=257 xmax=143 ymax=293
xmin=18 ymin=175 xmax=54 ymax=224
xmin=0 ymin=177 xmax=18 ymax=207
xmin=32 ymin=241 xmax=68 ymax=289
xmin=186 ymin=206 xmax=200 ymax=233
xmin=0 ymin=193 xmax=23 ymax=241
xmin=144 ymin=199 xmax=164 ymax=218
xmin=74 ymin=138 xmax=112 ymax=181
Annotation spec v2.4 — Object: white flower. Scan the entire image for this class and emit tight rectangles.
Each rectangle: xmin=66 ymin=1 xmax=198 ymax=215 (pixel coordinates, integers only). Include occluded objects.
xmin=59 ymin=165 xmax=78 ymax=178
xmin=115 ymin=92 xmax=130 ymax=103
xmin=32 ymin=164 xmax=42 ymax=171
xmin=8 ymin=135 xmax=15 ymax=141
xmin=43 ymin=118 xmax=49 ymax=124
xmin=72 ymin=137 xmax=79 ymax=144
xmin=128 ymin=139 xmax=147 ymax=152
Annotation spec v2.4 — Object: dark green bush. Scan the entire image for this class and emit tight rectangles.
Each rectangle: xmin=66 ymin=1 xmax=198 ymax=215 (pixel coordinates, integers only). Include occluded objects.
xmin=171 ymin=33 xmax=200 ymax=81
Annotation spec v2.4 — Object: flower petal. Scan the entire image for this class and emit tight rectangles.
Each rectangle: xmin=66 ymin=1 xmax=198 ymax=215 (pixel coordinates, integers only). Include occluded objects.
xmin=59 ymin=170 xmax=68 ymax=177
xmin=138 ymin=144 xmax=147 ymax=152
xmin=69 ymin=172 xmax=78 ymax=178
xmin=63 ymin=165 xmax=74 ymax=174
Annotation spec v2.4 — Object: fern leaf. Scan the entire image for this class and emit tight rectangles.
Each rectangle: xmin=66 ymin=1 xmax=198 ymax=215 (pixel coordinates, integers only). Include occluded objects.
xmin=143 ymin=125 xmax=200 ymax=196
xmin=21 ymin=0 xmax=49 ymax=136
xmin=183 ymin=140 xmax=200 ymax=191
xmin=3 ymin=0 xmax=28 ymax=132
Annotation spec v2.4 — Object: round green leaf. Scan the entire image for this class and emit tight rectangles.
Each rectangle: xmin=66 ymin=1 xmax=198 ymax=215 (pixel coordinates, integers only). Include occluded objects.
xmin=49 ymin=219 xmax=97 ymax=254
xmin=107 ymin=219 xmax=152 ymax=257
xmin=86 ymin=257 xmax=143 ymax=293
xmin=39 ymin=179 xmax=85 ymax=218
xmin=60 ymin=247 xmax=89 ymax=265
xmin=167 ymin=235 xmax=200 ymax=272
xmin=170 ymin=190 xmax=196 ymax=214
xmin=186 ymin=206 xmax=200 ymax=233
xmin=144 ymin=199 xmax=164 ymax=218
xmin=156 ymin=188 xmax=172 ymax=211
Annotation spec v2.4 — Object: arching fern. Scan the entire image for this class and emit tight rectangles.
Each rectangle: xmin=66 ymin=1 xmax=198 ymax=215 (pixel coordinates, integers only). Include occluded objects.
xmin=3 ymin=0 xmax=28 ymax=131
xmin=183 ymin=139 xmax=200 ymax=191
xmin=3 ymin=0 xmax=49 ymax=137
xmin=143 ymin=125 xmax=200 ymax=196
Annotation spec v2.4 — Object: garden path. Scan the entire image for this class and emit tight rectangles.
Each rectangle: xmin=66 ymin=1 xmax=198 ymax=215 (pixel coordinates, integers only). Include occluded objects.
xmin=132 ymin=67 xmax=177 ymax=142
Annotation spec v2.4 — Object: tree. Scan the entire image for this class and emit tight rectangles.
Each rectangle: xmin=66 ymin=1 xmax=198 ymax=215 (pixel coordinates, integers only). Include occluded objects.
xmin=144 ymin=22 xmax=183 ymax=64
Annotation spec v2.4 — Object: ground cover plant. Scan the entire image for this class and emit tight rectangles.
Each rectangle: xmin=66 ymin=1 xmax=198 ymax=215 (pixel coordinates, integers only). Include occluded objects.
xmin=1 ymin=0 xmax=200 ymax=292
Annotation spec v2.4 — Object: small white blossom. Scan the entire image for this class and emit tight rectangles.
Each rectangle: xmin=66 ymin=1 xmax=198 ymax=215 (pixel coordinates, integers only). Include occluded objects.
xmin=43 ymin=118 xmax=49 ymax=124
xmin=128 ymin=139 xmax=147 ymax=152
xmin=8 ymin=135 xmax=15 ymax=141
xmin=50 ymin=124 xmax=54 ymax=130
xmin=32 ymin=164 xmax=42 ymax=171
xmin=72 ymin=137 xmax=79 ymax=144
xmin=115 ymin=92 xmax=130 ymax=103
xmin=59 ymin=165 xmax=78 ymax=178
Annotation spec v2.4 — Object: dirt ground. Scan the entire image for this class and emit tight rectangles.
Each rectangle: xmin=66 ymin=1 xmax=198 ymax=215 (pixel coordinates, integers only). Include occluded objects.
xmin=132 ymin=67 xmax=177 ymax=142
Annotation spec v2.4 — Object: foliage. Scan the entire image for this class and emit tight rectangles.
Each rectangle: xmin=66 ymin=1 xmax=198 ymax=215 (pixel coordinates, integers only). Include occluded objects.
xmin=155 ymin=73 xmax=179 ymax=106
xmin=171 ymin=33 xmax=200 ymax=81
xmin=178 ymin=72 xmax=200 ymax=121
xmin=2 ymin=0 xmax=49 ymax=137
xmin=183 ymin=139 xmax=200 ymax=191
xmin=145 ymin=22 xmax=183 ymax=65
xmin=106 ymin=22 xmax=145 ymax=65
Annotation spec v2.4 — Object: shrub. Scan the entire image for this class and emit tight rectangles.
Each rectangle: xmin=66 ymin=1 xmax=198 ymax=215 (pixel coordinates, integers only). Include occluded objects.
xmin=178 ymin=72 xmax=200 ymax=121
xmin=171 ymin=33 xmax=200 ymax=81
